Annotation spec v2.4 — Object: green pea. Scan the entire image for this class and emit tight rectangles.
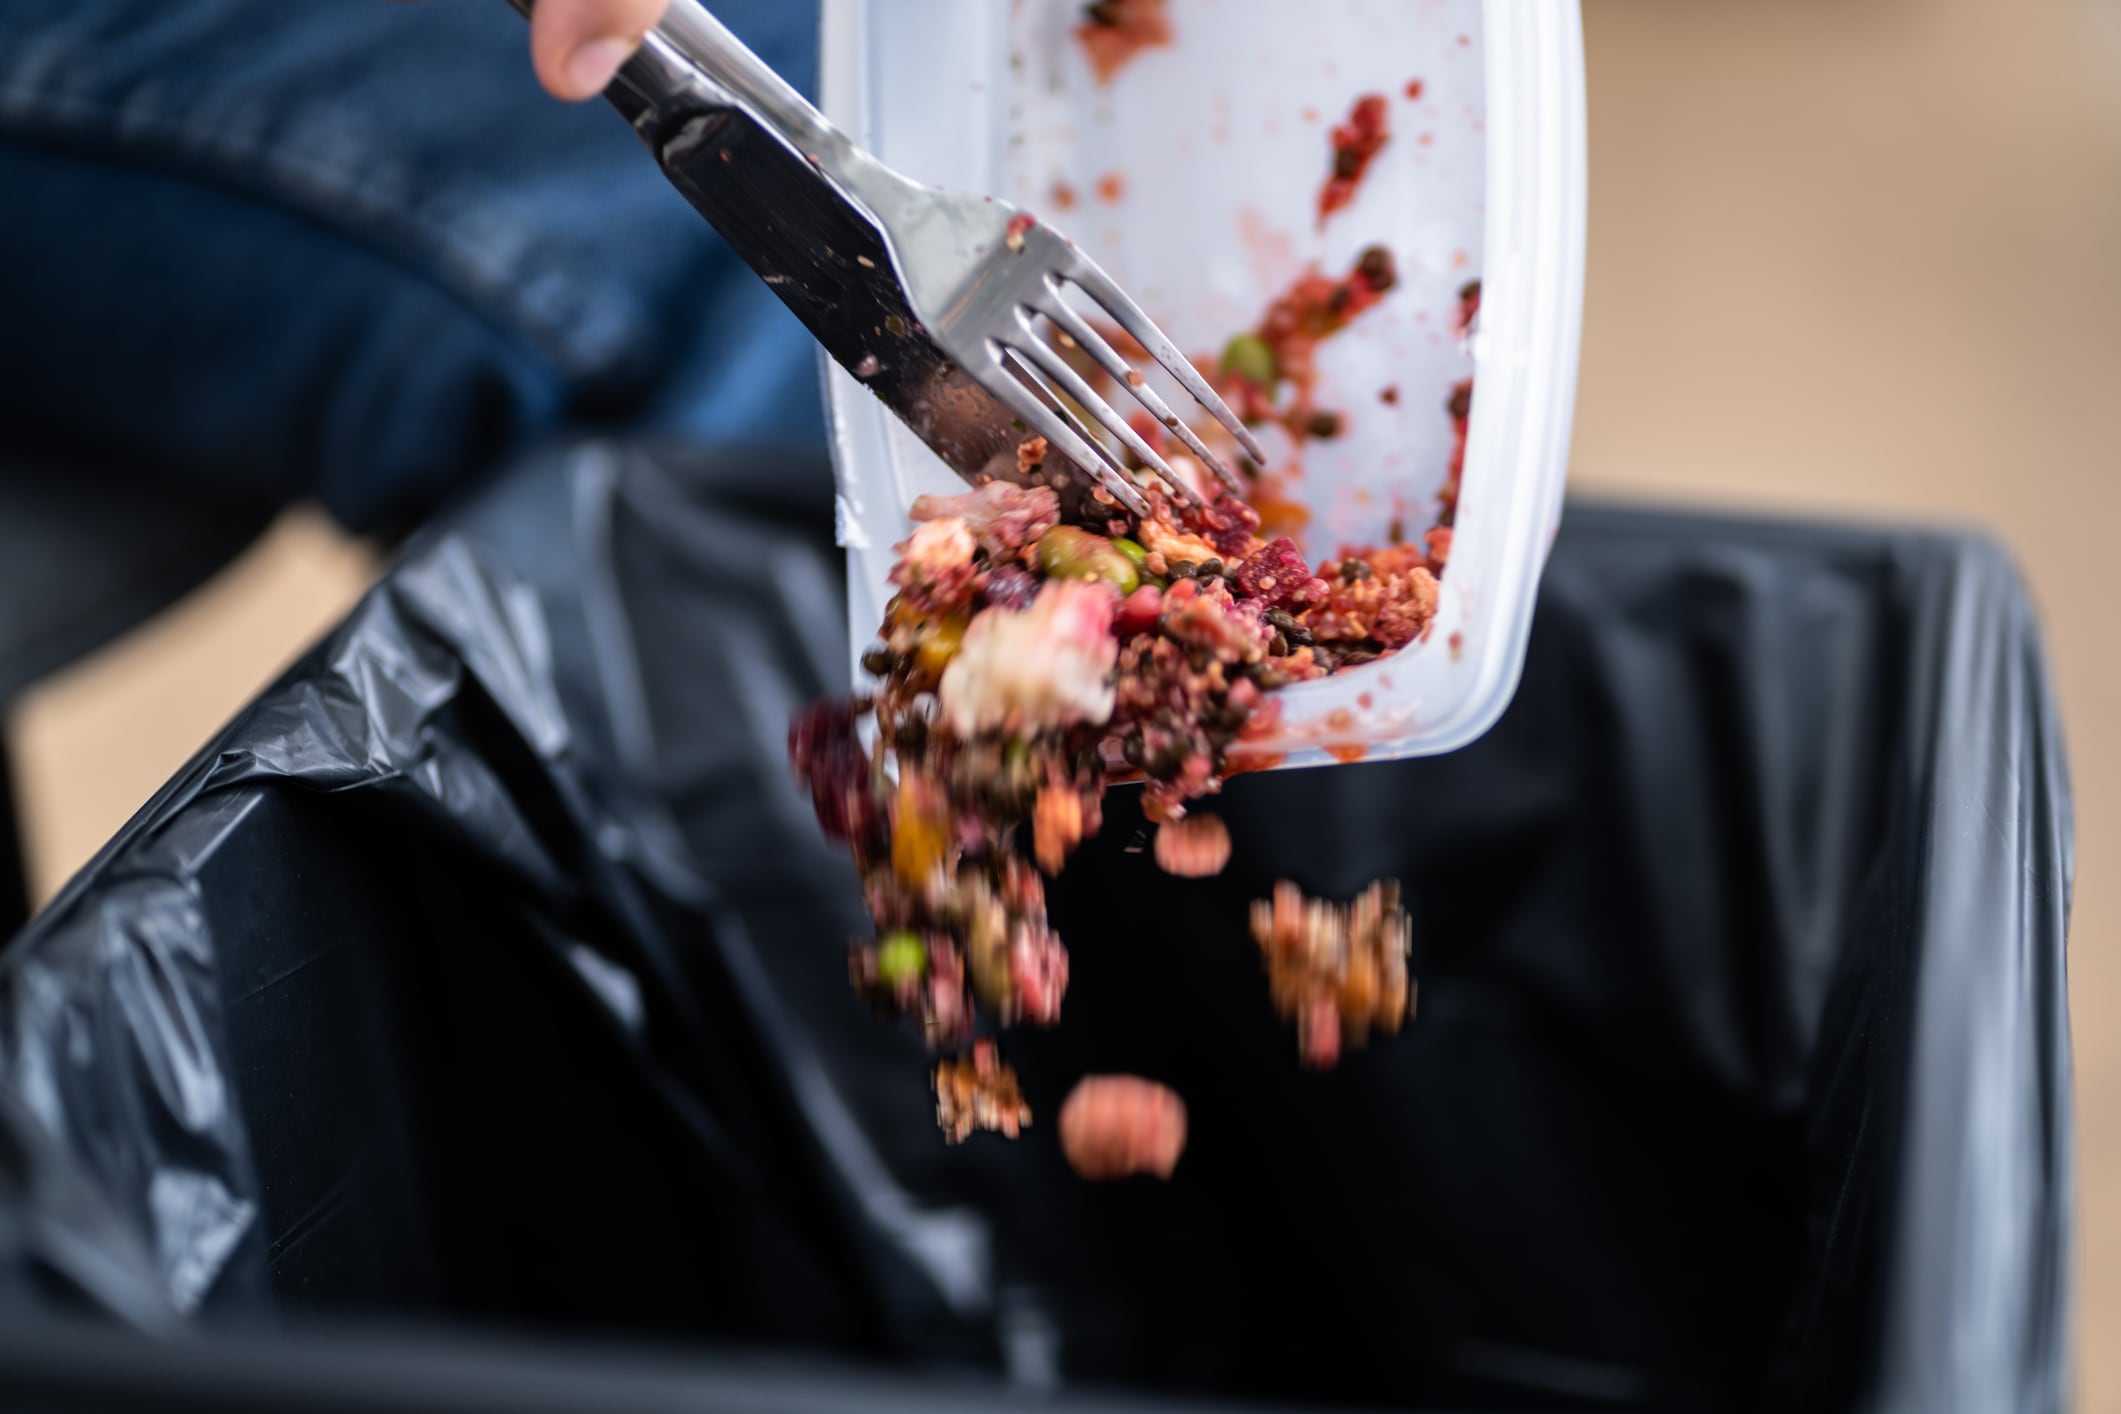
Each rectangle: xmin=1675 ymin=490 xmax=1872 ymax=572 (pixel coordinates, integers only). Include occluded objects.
xmin=1220 ymin=332 xmax=1278 ymax=388
xmin=1035 ymin=526 xmax=1140 ymax=594
xmin=876 ymin=931 xmax=928 ymax=985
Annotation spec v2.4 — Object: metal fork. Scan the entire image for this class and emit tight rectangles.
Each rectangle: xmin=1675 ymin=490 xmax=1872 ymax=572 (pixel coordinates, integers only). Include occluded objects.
xmin=508 ymin=0 xmax=1265 ymax=516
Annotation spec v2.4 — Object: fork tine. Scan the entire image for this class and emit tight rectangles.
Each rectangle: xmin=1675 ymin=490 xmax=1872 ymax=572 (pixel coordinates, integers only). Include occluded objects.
xmin=1011 ymin=316 xmax=1201 ymax=506
xmin=1000 ymin=348 xmax=1125 ymax=478
xmin=1060 ymin=260 xmax=1270 ymax=465
xmin=1000 ymin=350 xmax=1164 ymax=517
xmin=1029 ymin=292 xmax=1238 ymax=500
xmin=984 ymin=345 xmax=1153 ymax=517
xmin=1158 ymin=400 xmax=1251 ymax=498
xmin=1046 ymin=283 xmax=1252 ymax=498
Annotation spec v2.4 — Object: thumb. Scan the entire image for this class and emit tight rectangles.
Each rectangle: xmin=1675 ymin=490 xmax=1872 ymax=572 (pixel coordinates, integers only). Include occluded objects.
xmin=529 ymin=0 xmax=669 ymax=102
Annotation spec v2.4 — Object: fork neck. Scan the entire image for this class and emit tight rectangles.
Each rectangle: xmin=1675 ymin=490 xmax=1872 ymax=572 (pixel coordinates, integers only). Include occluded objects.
xmin=604 ymin=0 xmax=888 ymax=202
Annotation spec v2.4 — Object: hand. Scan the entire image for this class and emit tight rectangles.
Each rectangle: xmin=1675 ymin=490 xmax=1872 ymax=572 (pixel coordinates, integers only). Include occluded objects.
xmin=487 ymin=0 xmax=673 ymax=103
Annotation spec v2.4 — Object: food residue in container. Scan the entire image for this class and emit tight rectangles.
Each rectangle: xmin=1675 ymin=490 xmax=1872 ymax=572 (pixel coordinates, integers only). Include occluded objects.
xmin=1405 ymin=79 xmax=1425 ymax=100
xmin=1318 ymin=94 xmax=1391 ymax=225
xmin=1442 ymin=379 xmax=1472 ymax=523
xmin=1076 ymin=0 xmax=1172 ymax=84
xmin=1456 ymin=279 xmax=1483 ymax=334
xmin=1051 ymin=181 xmax=1079 ymax=211
xmin=1095 ymin=171 xmax=1127 ymax=204
xmin=1214 ymin=243 xmax=1397 ymax=446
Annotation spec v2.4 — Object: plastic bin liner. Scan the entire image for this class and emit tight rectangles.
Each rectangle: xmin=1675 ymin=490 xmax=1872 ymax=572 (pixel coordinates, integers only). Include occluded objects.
xmin=0 ymin=441 xmax=2072 ymax=1413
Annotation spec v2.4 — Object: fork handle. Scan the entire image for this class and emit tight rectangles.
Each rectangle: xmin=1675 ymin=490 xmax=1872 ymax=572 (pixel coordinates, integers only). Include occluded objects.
xmin=506 ymin=0 xmax=878 ymax=199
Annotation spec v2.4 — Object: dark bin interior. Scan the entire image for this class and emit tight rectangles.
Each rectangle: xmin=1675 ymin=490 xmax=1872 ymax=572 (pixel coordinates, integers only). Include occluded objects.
xmin=0 ymin=443 xmax=2072 ymax=1414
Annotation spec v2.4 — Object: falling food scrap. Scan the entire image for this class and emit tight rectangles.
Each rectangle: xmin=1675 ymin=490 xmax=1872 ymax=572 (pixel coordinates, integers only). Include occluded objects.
xmin=1153 ymin=813 xmax=1232 ymax=877
xmin=934 ymin=1041 xmax=1032 ymax=1144
xmin=1250 ymin=879 xmax=1415 ymax=1069
xmin=1060 ymin=1076 xmax=1188 ymax=1180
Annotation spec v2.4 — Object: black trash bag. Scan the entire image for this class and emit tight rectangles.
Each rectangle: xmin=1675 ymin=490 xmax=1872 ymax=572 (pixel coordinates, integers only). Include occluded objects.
xmin=0 ymin=441 xmax=2072 ymax=1414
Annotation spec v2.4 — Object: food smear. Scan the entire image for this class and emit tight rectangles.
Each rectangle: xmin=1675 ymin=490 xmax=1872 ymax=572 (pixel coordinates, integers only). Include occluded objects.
xmin=1076 ymin=0 xmax=1172 ymax=84
xmin=1318 ymin=94 xmax=1391 ymax=225
xmin=1218 ymin=245 xmax=1398 ymax=446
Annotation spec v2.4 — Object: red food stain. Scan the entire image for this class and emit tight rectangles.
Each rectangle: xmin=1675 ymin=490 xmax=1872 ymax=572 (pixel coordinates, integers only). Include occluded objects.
xmin=1301 ymin=106 xmax=1320 ymax=122
xmin=1379 ymin=385 xmax=1400 ymax=406
xmin=1448 ymin=631 xmax=1465 ymax=661
xmin=1052 ymin=181 xmax=1078 ymax=211
xmin=1096 ymin=171 xmax=1127 ymax=204
xmin=1318 ymin=93 xmax=1391 ymax=226
xmin=1441 ymin=379 xmax=1473 ymax=521
xmin=1217 ymin=247 xmax=1398 ymax=445
xmin=1325 ymin=708 xmax=1355 ymax=731
xmin=1405 ymin=79 xmax=1425 ymax=100
xmin=1235 ymin=207 xmax=1298 ymax=290
xmin=1237 ymin=697 xmax=1286 ymax=741
xmin=1357 ymin=692 xmax=1374 ymax=709
xmin=1456 ymin=279 xmax=1483 ymax=334
xmin=1327 ymin=743 xmax=1368 ymax=764
xmin=1077 ymin=0 xmax=1173 ymax=84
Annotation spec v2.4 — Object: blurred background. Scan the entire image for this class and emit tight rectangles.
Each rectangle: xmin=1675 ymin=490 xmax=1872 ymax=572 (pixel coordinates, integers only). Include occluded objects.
xmin=4 ymin=0 xmax=2115 ymax=1406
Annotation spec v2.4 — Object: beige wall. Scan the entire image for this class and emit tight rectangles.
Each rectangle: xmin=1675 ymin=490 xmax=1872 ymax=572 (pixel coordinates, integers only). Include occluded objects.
xmin=5 ymin=0 xmax=2115 ymax=1403
xmin=1576 ymin=3 xmax=2121 ymax=1407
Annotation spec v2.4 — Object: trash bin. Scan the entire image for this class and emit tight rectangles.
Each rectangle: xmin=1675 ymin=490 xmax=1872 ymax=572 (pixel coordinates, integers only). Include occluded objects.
xmin=0 ymin=441 xmax=2072 ymax=1413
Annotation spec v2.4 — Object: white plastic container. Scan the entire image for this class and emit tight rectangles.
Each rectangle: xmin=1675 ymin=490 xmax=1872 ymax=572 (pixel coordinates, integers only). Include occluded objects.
xmin=819 ymin=0 xmax=1585 ymax=766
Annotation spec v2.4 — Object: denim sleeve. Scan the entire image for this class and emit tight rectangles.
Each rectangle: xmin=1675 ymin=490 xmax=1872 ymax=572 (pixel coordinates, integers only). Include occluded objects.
xmin=0 ymin=0 xmax=826 ymax=535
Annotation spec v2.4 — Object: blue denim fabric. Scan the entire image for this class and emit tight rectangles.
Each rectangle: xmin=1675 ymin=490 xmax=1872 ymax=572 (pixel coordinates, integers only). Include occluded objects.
xmin=0 ymin=0 xmax=826 ymax=535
